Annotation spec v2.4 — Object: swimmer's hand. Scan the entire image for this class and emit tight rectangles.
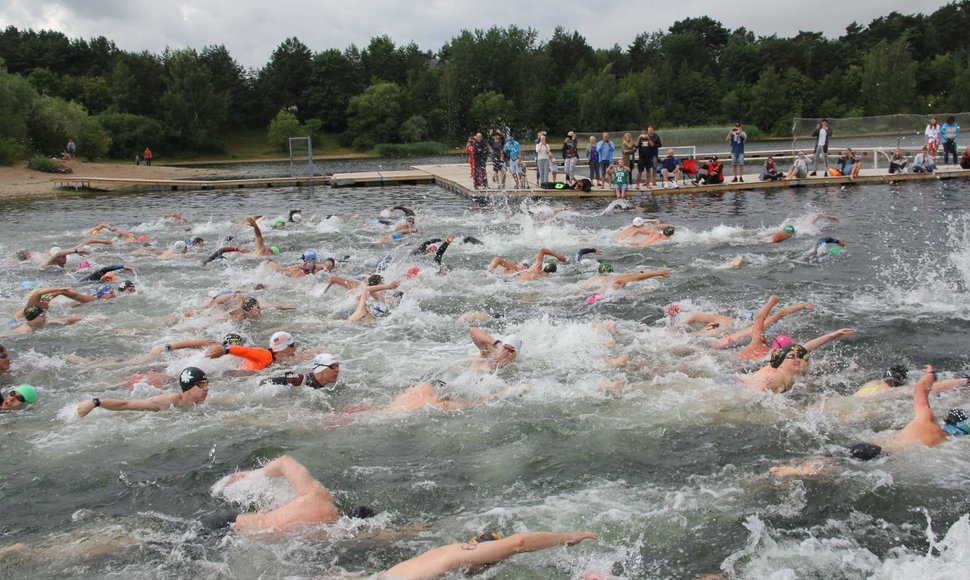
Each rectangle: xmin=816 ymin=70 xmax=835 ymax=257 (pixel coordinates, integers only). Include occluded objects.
xmin=205 ymin=345 xmax=226 ymax=359
xmin=77 ymin=399 xmax=95 ymax=418
xmin=149 ymin=344 xmax=167 ymax=355
xmin=833 ymin=328 xmax=855 ymax=338
xmin=565 ymin=531 xmax=598 ymax=545
xmin=657 ymin=267 xmax=672 ymax=277
xmin=225 ymin=471 xmax=251 ymax=486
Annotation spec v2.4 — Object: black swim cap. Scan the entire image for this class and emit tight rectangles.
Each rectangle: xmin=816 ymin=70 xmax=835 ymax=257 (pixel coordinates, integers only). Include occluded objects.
xmin=662 ymin=226 xmax=675 ymax=237
xmin=849 ymin=443 xmax=883 ymax=461
xmin=884 ymin=365 xmax=908 ymax=388
xmin=346 ymin=505 xmax=376 ymax=519
xmin=945 ymin=408 xmax=969 ymax=425
xmin=470 ymin=531 xmax=502 ymax=543
xmin=179 ymin=367 xmax=208 ymax=391
xmin=23 ymin=305 xmax=45 ymax=321
xmin=367 ymin=274 xmax=384 ymax=286
xmin=769 ymin=344 xmax=809 ymax=368
xmin=543 ymin=262 xmax=557 ymax=273
xmin=222 ymin=333 xmax=244 ymax=347
xmin=241 ymin=297 xmax=259 ymax=311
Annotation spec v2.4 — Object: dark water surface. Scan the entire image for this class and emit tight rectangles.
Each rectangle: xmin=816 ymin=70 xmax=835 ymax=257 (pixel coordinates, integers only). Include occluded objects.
xmin=1 ymin=171 xmax=969 ymax=579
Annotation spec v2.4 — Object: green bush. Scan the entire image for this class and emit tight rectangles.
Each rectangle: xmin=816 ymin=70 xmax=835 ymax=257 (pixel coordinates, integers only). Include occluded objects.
xmin=96 ymin=112 xmax=166 ymax=159
xmin=27 ymin=155 xmax=67 ymax=173
xmin=266 ymin=110 xmax=304 ymax=153
xmin=373 ymin=141 xmax=451 ymax=157
xmin=0 ymin=137 xmax=25 ymax=165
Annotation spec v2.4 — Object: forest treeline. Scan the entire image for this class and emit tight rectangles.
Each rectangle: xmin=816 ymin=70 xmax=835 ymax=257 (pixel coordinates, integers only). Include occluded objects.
xmin=2 ymin=2 xmax=970 ymax=162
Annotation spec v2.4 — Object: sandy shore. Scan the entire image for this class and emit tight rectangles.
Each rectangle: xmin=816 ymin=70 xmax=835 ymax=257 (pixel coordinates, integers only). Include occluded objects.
xmin=0 ymin=160 xmax=229 ymax=200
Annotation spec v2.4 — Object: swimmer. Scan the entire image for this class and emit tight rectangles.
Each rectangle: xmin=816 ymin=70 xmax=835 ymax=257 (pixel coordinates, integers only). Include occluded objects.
xmin=412 ymin=233 xmax=456 ymax=265
xmin=814 ymin=237 xmax=846 ymax=255
xmin=159 ymin=240 xmax=189 ymax=259
xmin=10 ymin=304 xmax=82 ymax=334
xmin=245 ymin=216 xmax=281 ymax=257
xmin=347 ymin=278 xmax=401 ymax=322
xmin=710 ymin=296 xmax=813 ymax=351
xmin=13 ymin=248 xmax=31 ymax=263
xmin=78 ymin=263 xmax=135 ymax=283
xmin=877 ymin=365 xmax=949 ymax=452
xmin=613 ymin=217 xmax=671 ymax=240
xmin=288 ymin=209 xmax=303 ymax=223
xmin=768 ymin=224 xmax=796 ymax=243
xmin=161 ymin=212 xmax=187 ymax=223
xmin=0 ymin=344 xmax=10 ymax=373
xmin=205 ymin=455 xmax=374 ymax=535
xmin=263 ymin=249 xmax=332 ymax=277
xmin=625 ymin=226 xmax=676 ymax=247
xmin=855 ymin=365 xmax=970 ymax=397
xmin=1 ymin=385 xmax=37 ymax=410
xmin=202 ymin=246 xmax=245 ymax=265
xmin=56 ymin=281 xmax=136 ymax=304
xmin=382 ymin=530 xmax=597 ymax=579
xmin=76 ymin=366 xmax=210 ymax=418
xmin=487 ymin=248 xmax=568 ymax=281
xmin=468 ymin=329 xmax=520 ymax=372
xmin=942 ymin=408 xmax=970 ymax=436
xmin=38 ymin=245 xmax=92 ymax=268
xmin=261 ymin=353 xmax=340 ymax=389
xmin=375 ymin=206 xmax=419 ymax=242
xmin=183 ymin=292 xmax=265 ymax=321
xmin=88 ymin=224 xmax=146 ymax=243
xmin=737 ymin=342 xmax=811 ymax=394
xmin=205 ymin=331 xmax=302 ymax=369
xmin=373 ymin=381 xmax=504 ymax=413
xmin=578 ymin=265 xmax=672 ymax=292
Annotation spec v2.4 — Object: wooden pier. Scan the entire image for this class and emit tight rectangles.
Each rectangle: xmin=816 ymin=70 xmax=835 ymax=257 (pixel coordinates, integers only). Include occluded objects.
xmin=52 ymin=175 xmax=329 ymax=191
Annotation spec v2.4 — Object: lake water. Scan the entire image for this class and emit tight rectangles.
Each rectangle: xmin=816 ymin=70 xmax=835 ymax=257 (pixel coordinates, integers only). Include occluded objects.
xmin=1 ymin=169 xmax=969 ymax=578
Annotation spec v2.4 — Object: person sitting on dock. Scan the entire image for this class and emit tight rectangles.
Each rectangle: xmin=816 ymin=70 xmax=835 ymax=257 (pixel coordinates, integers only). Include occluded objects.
xmin=539 ymin=177 xmax=592 ymax=192
xmin=760 ymin=156 xmax=783 ymax=181
xmin=487 ymin=248 xmax=568 ymax=281
xmin=888 ymin=148 xmax=909 ymax=174
xmin=658 ymin=149 xmax=681 ymax=189
xmin=912 ymin=146 xmax=937 ymax=173
xmin=961 ymin=146 xmax=970 ymax=169
xmin=837 ymin=148 xmax=862 ymax=180
xmin=785 ymin=152 xmax=809 ymax=180
xmin=692 ymin=155 xmax=724 ymax=185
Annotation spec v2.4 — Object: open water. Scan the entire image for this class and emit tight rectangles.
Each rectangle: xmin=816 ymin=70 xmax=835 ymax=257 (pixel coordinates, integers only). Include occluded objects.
xmin=1 ymin=170 xmax=969 ymax=579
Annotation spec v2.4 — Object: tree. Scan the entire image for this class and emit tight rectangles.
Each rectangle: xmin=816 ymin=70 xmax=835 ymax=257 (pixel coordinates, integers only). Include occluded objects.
xmin=469 ymin=90 xmax=515 ymax=131
xmin=258 ymin=37 xmax=313 ymax=121
xmin=0 ymin=67 xmax=39 ymax=163
xmin=860 ymin=38 xmax=916 ymax=115
xmin=199 ymin=45 xmax=249 ymax=129
xmin=305 ymin=48 xmax=363 ymax=132
xmin=159 ymin=49 xmax=227 ymax=151
xmin=266 ymin=110 xmax=304 ymax=152
xmin=345 ymin=81 xmax=406 ymax=150
xmin=545 ymin=27 xmax=596 ymax=82
xmin=29 ymin=95 xmax=110 ymax=159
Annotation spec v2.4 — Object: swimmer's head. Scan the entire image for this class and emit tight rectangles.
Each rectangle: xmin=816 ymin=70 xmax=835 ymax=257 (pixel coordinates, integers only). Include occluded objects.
xmin=666 ymin=304 xmax=681 ymax=318
xmin=944 ymin=408 xmax=969 ymax=427
xmin=586 ymin=293 xmax=606 ymax=305
xmin=290 ymin=213 xmax=302 ymax=223
xmin=662 ymin=226 xmax=675 ymax=237
xmin=769 ymin=344 xmax=809 ymax=368
xmin=542 ymin=262 xmax=557 ymax=273
xmin=270 ymin=246 xmax=280 ymax=256
xmin=15 ymin=249 xmax=30 ymax=261
xmin=95 ymin=284 xmax=114 ymax=299
xmin=770 ymin=335 xmax=793 ymax=350
xmin=468 ymin=531 xmax=502 ymax=543
xmin=119 ymin=280 xmax=135 ymax=293
xmin=367 ymin=274 xmax=384 ymax=286
xmin=136 ymin=235 xmax=149 ymax=243
xmin=427 ymin=244 xmax=439 ymax=253
xmin=848 ymin=442 xmax=883 ymax=461
xmin=178 ymin=367 xmax=208 ymax=392
xmin=500 ymin=334 xmax=522 ymax=355
xmin=782 ymin=225 xmax=795 ymax=234
xmin=598 ymin=262 xmax=613 ymax=274
xmin=76 ymin=260 xmax=91 ymax=271
xmin=346 ymin=505 xmax=375 ymax=519
xmin=828 ymin=245 xmax=842 ymax=254
xmin=14 ymin=385 xmax=37 ymax=404
xmin=322 ymin=257 xmax=336 ymax=269
xmin=241 ymin=297 xmax=260 ymax=312
xmin=302 ymin=249 xmax=317 ymax=262
xmin=391 ymin=232 xmax=403 ymax=240
xmin=190 ymin=237 xmax=204 ymax=246
xmin=222 ymin=333 xmax=244 ymax=347
xmin=884 ymin=365 xmax=908 ymax=387
xmin=274 ymin=218 xmax=286 ymax=228
xmin=173 ymin=240 xmax=187 ymax=252
xmin=49 ymin=246 xmax=62 ymax=256
xmin=632 ymin=217 xmax=645 ymax=227
xmin=406 ymin=267 xmax=421 ymax=278
xmin=269 ymin=331 xmax=295 ymax=352
xmin=23 ymin=305 xmax=45 ymax=322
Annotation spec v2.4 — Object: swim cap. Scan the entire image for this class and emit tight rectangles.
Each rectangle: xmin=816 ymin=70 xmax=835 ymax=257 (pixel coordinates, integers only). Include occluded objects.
xmin=884 ymin=365 xmax=908 ymax=388
xmin=469 ymin=531 xmax=502 ymax=543
xmin=944 ymin=408 xmax=969 ymax=426
xmin=173 ymin=240 xmax=187 ymax=252
xmin=291 ymin=213 xmax=302 ymax=222
xmin=15 ymin=249 xmax=30 ymax=261
xmin=848 ymin=443 xmax=882 ymax=461
xmin=50 ymin=246 xmax=62 ymax=256
xmin=23 ymin=305 xmax=45 ymax=321
xmin=346 ymin=505 xmax=375 ymax=518
xmin=222 ymin=333 xmax=244 ymax=347
xmin=241 ymin=297 xmax=260 ymax=311
xmin=501 ymin=334 xmax=522 ymax=353
xmin=274 ymin=218 xmax=285 ymax=227
xmin=782 ymin=225 xmax=795 ymax=234
xmin=542 ymin=262 xmax=557 ymax=273
xmin=406 ymin=267 xmax=421 ymax=278
xmin=367 ymin=274 xmax=384 ymax=286
xmin=302 ymin=249 xmax=317 ymax=261
xmin=598 ymin=262 xmax=613 ymax=274
xmin=14 ymin=385 xmax=37 ymax=404
xmin=828 ymin=246 xmax=842 ymax=254
xmin=666 ymin=304 xmax=682 ymax=317
xmin=269 ymin=331 xmax=295 ymax=352
xmin=76 ymin=260 xmax=91 ymax=271
xmin=312 ymin=353 xmax=339 ymax=372
xmin=136 ymin=235 xmax=149 ymax=243
xmin=632 ymin=217 xmax=645 ymax=227
xmin=391 ymin=232 xmax=403 ymax=240
xmin=190 ymin=237 xmax=204 ymax=246
xmin=769 ymin=344 xmax=808 ymax=368
xmin=120 ymin=280 xmax=135 ymax=292
xmin=586 ymin=294 xmax=606 ymax=305
xmin=662 ymin=226 xmax=675 ymax=237
xmin=95 ymin=284 xmax=114 ymax=299
xmin=428 ymin=244 xmax=439 ymax=252
xmin=179 ymin=367 xmax=208 ymax=391
xmin=270 ymin=246 xmax=280 ymax=256
xmin=770 ymin=335 xmax=793 ymax=350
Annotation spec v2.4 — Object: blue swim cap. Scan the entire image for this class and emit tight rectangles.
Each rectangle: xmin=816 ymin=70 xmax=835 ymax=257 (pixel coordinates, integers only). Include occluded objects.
xmin=391 ymin=232 xmax=403 ymax=240
xmin=782 ymin=225 xmax=795 ymax=234
xmin=95 ymin=284 xmax=114 ymax=299
xmin=302 ymin=249 xmax=317 ymax=261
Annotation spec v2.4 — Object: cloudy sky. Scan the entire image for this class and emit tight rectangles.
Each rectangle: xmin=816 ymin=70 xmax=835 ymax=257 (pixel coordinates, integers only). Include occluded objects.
xmin=0 ymin=0 xmax=954 ymax=69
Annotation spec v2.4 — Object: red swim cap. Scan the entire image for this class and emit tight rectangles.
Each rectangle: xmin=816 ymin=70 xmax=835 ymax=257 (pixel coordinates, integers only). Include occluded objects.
xmin=666 ymin=304 xmax=682 ymax=317
xmin=406 ymin=267 xmax=420 ymax=278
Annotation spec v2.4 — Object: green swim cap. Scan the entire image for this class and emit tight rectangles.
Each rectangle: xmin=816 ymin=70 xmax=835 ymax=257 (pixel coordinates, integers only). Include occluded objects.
xmin=274 ymin=218 xmax=285 ymax=226
xmin=782 ymin=225 xmax=795 ymax=234
xmin=270 ymin=246 xmax=280 ymax=255
xmin=828 ymin=245 xmax=842 ymax=254
xmin=14 ymin=385 xmax=37 ymax=404
xmin=598 ymin=262 xmax=613 ymax=274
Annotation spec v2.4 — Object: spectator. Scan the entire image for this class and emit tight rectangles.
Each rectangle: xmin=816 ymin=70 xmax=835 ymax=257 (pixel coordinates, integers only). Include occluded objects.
xmin=838 ymin=148 xmax=862 ymax=180
xmin=925 ymin=116 xmax=941 ymax=159
xmin=961 ymin=145 xmax=970 ymax=170
xmin=596 ymin=132 xmax=615 ymax=185
xmin=810 ymin=119 xmax=831 ymax=176
xmin=66 ymin=139 xmax=76 ymax=158
xmin=635 ymin=126 xmax=662 ymax=190
xmin=621 ymin=133 xmax=636 ymax=176
xmin=760 ymin=156 xmax=783 ymax=181
xmin=607 ymin=158 xmax=631 ymax=199
xmin=489 ymin=131 xmax=505 ymax=188
xmin=725 ymin=122 xmax=747 ymax=182
xmin=588 ymin=135 xmax=602 ymax=187
xmin=471 ymin=132 xmax=490 ymax=189
xmin=913 ymin=146 xmax=937 ymax=173
xmin=888 ymin=148 xmax=908 ymax=174
xmin=562 ymin=131 xmax=579 ymax=183
xmin=535 ymin=133 xmax=552 ymax=185
xmin=658 ymin=148 xmax=681 ymax=188
xmin=143 ymin=147 xmax=153 ymax=166
xmin=503 ymin=135 xmax=525 ymax=189
xmin=465 ymin=135 xmax=475 ymax=178
xmin=941 ymin=115 xmax=960 ymax=165
xmin=786 ymin=151 xmax=809 ymax=180
xmin=693 ymin=155 xmax=724 ymax=185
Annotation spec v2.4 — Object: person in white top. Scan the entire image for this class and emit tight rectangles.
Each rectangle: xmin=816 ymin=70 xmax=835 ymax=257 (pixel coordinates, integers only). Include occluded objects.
xmin=925 ymin=116 xmax=941 ymax=159
xmin=535 ymin=133 xmax=551 ymax=185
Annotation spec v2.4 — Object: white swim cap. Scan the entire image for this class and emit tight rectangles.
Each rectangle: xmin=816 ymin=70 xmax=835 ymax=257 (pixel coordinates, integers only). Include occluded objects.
xmin=501 ymin=334 xmax=522 ymax=353
xmin=50 ymin=246 xmax=62 ymax=256
xmin=632 ymin=217 xmax=644 ymax=227
xmin=312 ymin=353 xmax=339 ymax=371
xmin=269 ymin=331 xmax=295 ymax=352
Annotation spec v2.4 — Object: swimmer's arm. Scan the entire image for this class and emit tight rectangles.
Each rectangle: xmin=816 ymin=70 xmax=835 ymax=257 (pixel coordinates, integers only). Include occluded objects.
xmin=930 ymin=377 xmax=970 ymax=392
xmin=77 ymin=394 xmax=178 ymax=416
xmin=469 ymin=328 xmax=497 ymax=356
xmin=325 ymin=275 xmax=358 ymax=290
xmin=50 ymin=316 xmax=83 ymax=326
xmin=155 ymin=338 xmax=219 ymax=354
xmin=913 ymin=365 xmax=935 ymax=421
xmin=365 ymin=280 xmax=401 ymax=294
xmin=803 ymin=328 xmax=855 ymax=352
xmin=26 ymin=287 xmax=69 ymax=306
xmin=261 ymin=455 xmax=326 ymax=497
xmin=764 ymin=302 xmax=813 ymax=327
xmin=813 ymin=213 xmax=839 ymax=223
xmin=75 ymin=238 xmax=113 ymax=247
xmin=60 ymin=289 xmax=96 ymax=304
xmin=536 ymin=248 xmax=568 ymax=264
xmin=39 ymin=248 xmax=89 ymax=267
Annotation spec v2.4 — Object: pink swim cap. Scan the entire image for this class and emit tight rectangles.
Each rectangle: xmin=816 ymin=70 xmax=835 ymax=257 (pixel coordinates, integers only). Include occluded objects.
xmin=406 ymin=267 xmax=420 ymax=278
xmin=76 ymin=260 xmax=91 ymax=270
xmin=771 ymin=335 xmax=793 ymax=349
xmin=586 ymin=294 xmax=606 ymax=305
xmin=136 ymin=235 xmax=149 ymax=243
xmin=666 ymin=304 xmax=682 ymax=317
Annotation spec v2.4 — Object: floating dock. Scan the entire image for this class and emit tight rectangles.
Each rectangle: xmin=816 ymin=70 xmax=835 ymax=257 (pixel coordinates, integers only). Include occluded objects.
xmin=52 ymin=175 xmax=329 ymax=191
